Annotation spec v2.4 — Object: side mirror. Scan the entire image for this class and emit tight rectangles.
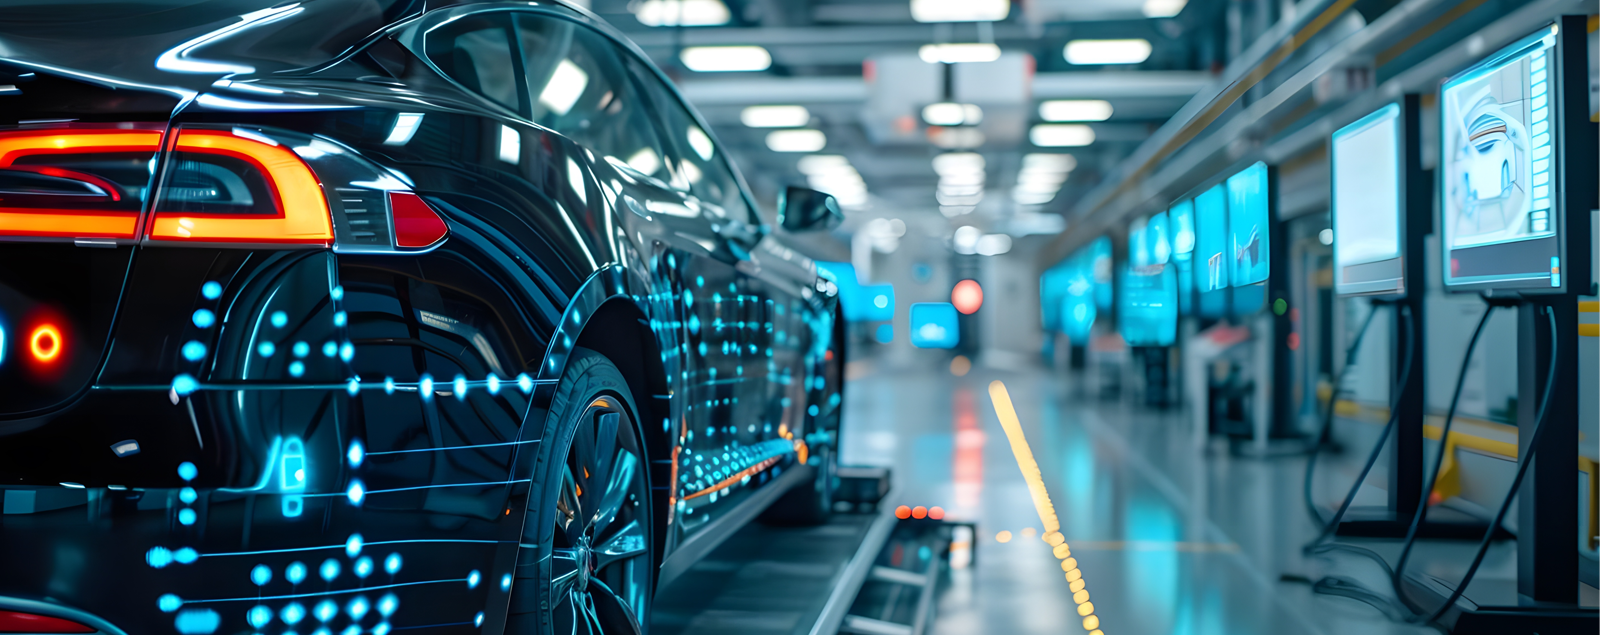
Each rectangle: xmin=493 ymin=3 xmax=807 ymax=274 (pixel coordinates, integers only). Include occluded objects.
xmin=777 ymin=186 xmax=843 ymax=233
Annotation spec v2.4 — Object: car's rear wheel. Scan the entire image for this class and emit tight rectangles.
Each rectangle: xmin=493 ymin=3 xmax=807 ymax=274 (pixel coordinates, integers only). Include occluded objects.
xmin=509 ymin=349 xmax=651 ymax=635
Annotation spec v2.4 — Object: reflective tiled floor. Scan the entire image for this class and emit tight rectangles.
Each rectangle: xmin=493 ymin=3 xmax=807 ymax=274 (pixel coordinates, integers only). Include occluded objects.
xmin=838 ymin=357 xmax=1530 ymax=635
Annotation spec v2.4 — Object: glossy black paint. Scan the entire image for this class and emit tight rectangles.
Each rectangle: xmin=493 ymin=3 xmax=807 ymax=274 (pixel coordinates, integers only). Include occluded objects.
xmin=0 ymin=2 xmax=843 ymax=634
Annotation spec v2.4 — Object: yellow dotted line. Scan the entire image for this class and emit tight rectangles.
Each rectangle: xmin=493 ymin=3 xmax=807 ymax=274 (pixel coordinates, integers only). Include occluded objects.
xmin=989 ymin=380 xmax=1104 ymax=634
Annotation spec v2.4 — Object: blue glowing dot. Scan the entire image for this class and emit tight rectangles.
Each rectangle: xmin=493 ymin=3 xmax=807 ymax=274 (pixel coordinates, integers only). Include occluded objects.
xmin=293 ymin=342 xmax=310 ymax=357
xmin=683 ymin=290 xmax=693 ymax=307
xmin=517 ymin=374 xmax=533 ymax=394
xmin=289 ymin=361 xmax=305 ymax=378
xmin=474 ymin=612 xmax=484 ymax=628
xmin=314 ymin=599 xmax=338 ymax=622
xmin=467 ymin=570 xmax=481 ymax=589
xmin=339 ymin=342 xmax=354 ymax=362
xmin=384 ymin=553 xmax=401 ymax=575
xmin=486 ymin=374 xmax=501 ymax=395
xmin=346 ymin=480 xmax=365 ymax=506
xmin=179 ymin=487 xmax=197 ymax=504
xmin=258 ymin=342 xmax=276 ymax=358
xmin=248 ymin=605 xmax=272 ymax=629
xmin=377 ymin=594 xmax=398 ymax=617
xmin=181 ymin=341 xmax=207 ymax=362
xmin=345 ymin=378 xmax=360 ymax=396
xmin=281 ymin=602 xmax=306 ymax=626
xmin=271 ymin=311 xmax=288 ymax=328
xmin=689 ymin=314 xmax=700 ymax=334
xmin=384 ymin=377 xmax=395 ymax=394
xmin=419 ymin=375 xmax=433 ymax=400
xmin=348 ymin=441 xmax=364 ymax=468
xmin=174 ymin=608 xmax=220 ymax=635
xmin=346 ymin=596 xmax=369 ymax=621
xmin=808 ymin=405 xmax=819 ymax=416
xmin=178 ymin=462 xmax=198 ymax=481
xmin=201 ymin=281 xmax=222 ymax=300
xmin=147 ymin=547 xmax=174 ymax=568
xmin=333 ymin=311 xmax=347 ymax=327
xmin=286 ymin=561 xmax=307 ymax=585
xmin=251 ymin=564 xmax=272 ymax=586
xmin=172 ymin=374 xmax=199 ymax=397
xmin=331 ymin=285 xmax=344 ymax=301
xmin=453 ymin=375 xmax=467 ymax=398
xmin=354 ymin=556 xmax=373 ymax=579
xmin=159 ymin=594 xmax=182 ymax=612
xmin=192 ymin=309 xmax=215 ymax=328
xmin=319 ymin=559 xmax=340 ymax=582
xmin=698 ymin=342 xmax=707 ymax=356
xmin=322 ymin=341 xmax=338 ymax=358
xmin=695 ymin=276 xmax=704 ymax=287
xmin=500 ymin=573 xmax=511 ymax=591
xmin=664 ymin=418 xmax=670 ymax=432
xmin=712 ymin=292 xmax=722 ymax=303
xmin=345 ymin=533 xmax=363 ymax=558
xmin=174 ymin=547 xmax=198 ymax=564
xmin=373 ymin=622 xmax=392 ymax=635
xmin=668 ymin=254 xmax=676 ymax=268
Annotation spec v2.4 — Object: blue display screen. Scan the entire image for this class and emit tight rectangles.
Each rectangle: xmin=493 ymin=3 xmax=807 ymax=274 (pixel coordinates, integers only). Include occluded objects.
xmin=817 ymin=261 xmax=895 ymax=322
xmin=1090 ymin=236 xmax=1113 ymax=310
xmin=1194 ymin=185 xmax=1229 ymax=293
xmin=1119 ymin=263 xmax=1177 ymax=346
xmin=1170 ymin=199 xmax=1195 ymax=261
xmin=909 ymin=302 xmax=961 ymax=348
xmin=1226 ymin=162 xmax=1270 ymax=286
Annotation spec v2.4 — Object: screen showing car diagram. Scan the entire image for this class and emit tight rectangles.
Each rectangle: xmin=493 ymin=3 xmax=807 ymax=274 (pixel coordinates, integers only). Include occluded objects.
xmin=1226 ymin=161 xmax=1270 ymax=286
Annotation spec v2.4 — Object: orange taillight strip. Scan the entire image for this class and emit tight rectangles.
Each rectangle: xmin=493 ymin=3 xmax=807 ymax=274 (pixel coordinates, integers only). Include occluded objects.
xmin=0 ymin=129 xmax=164 ymax=240
xmin=147 ymin=129 xmax=333 ymax=245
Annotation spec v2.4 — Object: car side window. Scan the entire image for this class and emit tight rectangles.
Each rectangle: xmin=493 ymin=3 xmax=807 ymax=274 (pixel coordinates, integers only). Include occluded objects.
xmin=513 ymin=13 xmax=672 ymax=184
xmin=424 ymin=13 xmax=522 ymax=113
xmin=624 ymin=57 xmax=758 ymax=225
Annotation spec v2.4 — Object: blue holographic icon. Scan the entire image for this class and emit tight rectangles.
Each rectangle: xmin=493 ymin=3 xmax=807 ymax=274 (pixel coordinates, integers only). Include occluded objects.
xmin=251 ymin=564 xmax=272 ymax=586
xmin=201 ymin=281 xmax=222 ymax=300
xmin=258 ymin=342 xmax=275 ymax=358
xmin=347 ymin=441 xmax=364 ymax=468
xmin=289 ymin=361 xmax=305 ymax=377
xmin=354 ymin=556 xmax=373 ymax=579
xmin=345 ymin=534 xmax=363 ymax=558
xmin=376 ymin=594 xmax=398 ymax=617
xmin=271 ymin=311 xmax=288 ymax=328
xmin=174 ymin=609 xmax=220 ymax=635
xmin=181 ymin=341 xmax=207 ymax=361
xmin=247 ymin=605 xmax=272 ymax=629
xmin=322 ymin=341 xmax=338 ymax=358
xmin=178 ymin=508 xmax=196 ymax=525
xmin=191 ymin=309 xmax=215 ymax=328
xmin=467 ymin=570 xmax=481 ymax=589
xmin=319 ymin=558 xmax=340 ymax=582
xmin=286 ymin=561 xmax=307 ymax=584
xmin=172 ymin=374 xmax=199 ymax=397
xmin=346 ymin=596 xmax=369 ymax=621
xmin=383 ymin=553 xmax=402 ymax=575
xmin=178 ymin=462 xmax=198 ymax=481
xmin=314 ymin=599 xmax=338 ymax=622
xmin=179 ymin=487 xmax=197 ymax=504
xmin=293 ymin=341 xmax=310 ymax=357
xmin=174 ymin=547 xmax=198 ymax=564
xmin=281 ymin=602 xmax=306 ymax=626
xmin=346 ymin=480 xmax=365 ymax=506
xmin=158 ymin=594 xmax=182 ymax=612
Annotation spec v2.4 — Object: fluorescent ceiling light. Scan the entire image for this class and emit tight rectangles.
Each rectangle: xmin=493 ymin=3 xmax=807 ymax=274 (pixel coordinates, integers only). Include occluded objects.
xmin=937 ymin=183 xmax=984 ymax=197
xmin=635 ymin=0 xmax=730 ymax=26
xmin=1064 ymin=39 xmax=1152 ymax=65
xmin=1039 ymin=99 xmax=1113 ymax=122
xmin=922 ymin=102 xmax=983 ymax=126
xmin=1142 ymin=0 xmax=1187 ymax=18
xmin=932 ymin=152 xmax=985 ymax=175
xmin=939 ymin=172 xmax=985 ymax=187
xmin=1013 ymin=188 xmax=1056 ymax=205
xmin=681 ymin=46 xmax=772 ymax=72
xmin=1022 ymin=153 xmax=1078 ymax=172
xmin=1017 ymin=172 xmax=1067 ymax=188
xmin=930 ymin=128 xmax=984 ymax=149
xmin=937 ymin=190 xmax=983 ymax=206
xmin=538 ymin=59 xmax=589 ymax=116
xmin=797 ymin=154 xmax=851 ymax=175
xmin=741 ymin=105 xmax=810 ymax=128
xmin=1030 ymin=124 xmax=1095 ymax=147
xmin=976 ymin=234 xmax=1012 ymax=256
xmin=918 ymin=43 xmax=1002 ymax=64
xmin=953 ymin=225 xmax=982 ymax=253
xmin=911 ymin=0 xmax=1009 ymax=22
xmin=766 ymin=129 xmax=826 ymax=152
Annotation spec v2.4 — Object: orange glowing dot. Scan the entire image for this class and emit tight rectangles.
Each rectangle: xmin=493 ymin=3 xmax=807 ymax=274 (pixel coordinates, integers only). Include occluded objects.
xmin=1043 ymin=531 xmax=1064 ymax=546
xmin=1069 ymin=578 xmax=1085 ymax=592
xmin=574 ymin=484 xmax=582 ymax=497
xmin=1073 ymin=590 xmax=1090 ymax=604
xmin=995 ymin=530 xmax=1012 ymax=543
xmin=894 ymin=505 xmax=911 ymax=519
xmin=1052 ymin=544 xmax=1072 ymax=558
xmin=949 ymin=355 xmax=971 ymax=377
xmin=911 ymin=506 xmax=927 ymax=519
xmin=583 ymin=467 xmax=590 ymax=479
xmin=951 ymin=279 xmax=983 ymax=314
xmin=1020 ymin=527 xmax=1037 ymax=539
xmin=825 ymin=350 xmax=833 ymax=361
xmin=1082 ymin=615 xmax=1100 ymax=630
xmin=29 ymin=324 xmax=62 ymax=362
xmin=1065 ymin=569 xmax=1081 ymax=582
xmin=1077 ymin=601 xmax=1094 ymax=616
xmin=928 ymin=506 xmax=945 ymax=520
xmin=1060 ymin=557 xmax=1078 ymax=572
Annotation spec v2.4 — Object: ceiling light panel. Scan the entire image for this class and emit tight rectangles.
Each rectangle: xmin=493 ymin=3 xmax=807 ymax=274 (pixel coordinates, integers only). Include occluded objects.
xmin=766 ymin=129 xmax=827 ymax=152
xmin=1063 ymin=39 xmax=1152 ymax=65
xmin=1039 ymin=100 xmax=1113 ymax=122
xmin=911 ymin=0 xmax=1010 ymax=22
xmin=1029 ymin=124 xmax=1095 ymax=147
xmin=681 ymin=46 xmax=772 ymax=72
xmin=741 ymin=105 xmax=811 ymax=128
xmin=1142 ymin=0 xmax=1187 ymax=18
xmin=918 ymin=43 xmax=1003 ymax=64
xmin=635 ymin=0 xmax=731 ymax=27
xmin=922 ymin=102 xmax=983 ymax=126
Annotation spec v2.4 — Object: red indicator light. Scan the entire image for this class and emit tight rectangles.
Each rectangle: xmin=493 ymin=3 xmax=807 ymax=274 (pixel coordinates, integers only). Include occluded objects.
xmin=929 ymin=506 xmax=945 ymax=520
xmin=0 ymin=610 xmax=95 ymax=633
xmin=894 ymin=505 xmax=911 ymax=519
xmin=29 ymin=324 xmax=62 ymax=362
xmin=389 ymin=191 xmax=449 ymax=249
xmin=951 ymin=279 xmax=983 ymax=314
xmin=911 ymin=506 xmax=928 ymax=519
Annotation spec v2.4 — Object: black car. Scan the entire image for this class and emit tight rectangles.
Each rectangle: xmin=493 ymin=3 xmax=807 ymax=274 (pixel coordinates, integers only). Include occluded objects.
xmin=0 ymin=2 xmax=846 ymax=634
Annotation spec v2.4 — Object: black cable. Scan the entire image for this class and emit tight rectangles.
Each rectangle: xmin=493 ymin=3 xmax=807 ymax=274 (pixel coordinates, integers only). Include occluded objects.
xmin=1302 ymin=302 xmax=1385 ymax=526
xmin=1303 ymin=304 xmax=1414 ymax=543
xmin=1420 ymin=302 xmax=1555 ymax=623
xmin=1390 ymin=302 xmax=1500 ymax=585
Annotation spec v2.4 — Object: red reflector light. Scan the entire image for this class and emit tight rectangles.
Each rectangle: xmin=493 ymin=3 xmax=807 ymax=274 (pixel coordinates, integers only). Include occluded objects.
xmin=388 ymin=191 xmax=448 ymax=249
xmin=0 ymin=610 xmax=95 ymax=634
xmin=29 ymin=324 xmax=62 ymax=362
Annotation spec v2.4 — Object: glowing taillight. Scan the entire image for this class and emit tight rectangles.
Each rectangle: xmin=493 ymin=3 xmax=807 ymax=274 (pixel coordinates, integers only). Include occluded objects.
xmin=147 ymin=128 xmax=333 ymax=245
xmin=28 ymin=323 xmax=61 ymax=362
xmin=0 ymin=126 xmax=163 ymax=240
xmin=0 ymin=609 xmax=94 ymax=634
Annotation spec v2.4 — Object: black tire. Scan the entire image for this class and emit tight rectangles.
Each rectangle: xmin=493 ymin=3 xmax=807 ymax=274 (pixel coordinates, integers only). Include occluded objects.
xmin=507 ymin=349 xmax=652 ymax=635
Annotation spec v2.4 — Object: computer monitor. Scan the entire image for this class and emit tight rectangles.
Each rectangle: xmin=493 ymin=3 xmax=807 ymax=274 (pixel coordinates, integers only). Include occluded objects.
xmin=1226 ymin=162 xmax=1271 ymax=287
xmin=1120 ymin=265 xmax=1178 ymax=346
xmin=1332 ymin=103 xmax=1406 ymax=296
xmin=1194 ymin=184 xmax=1229 ymax=293
xmin=1439 ymin=25 xmax=1568 ymax=293
xmin=1061 ymin=253 xmax=1096 ymax=344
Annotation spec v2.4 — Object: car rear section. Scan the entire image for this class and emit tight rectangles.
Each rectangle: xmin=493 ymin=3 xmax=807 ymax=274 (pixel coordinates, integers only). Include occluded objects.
xmin=0 ymin=55 xmax=470 ymax=634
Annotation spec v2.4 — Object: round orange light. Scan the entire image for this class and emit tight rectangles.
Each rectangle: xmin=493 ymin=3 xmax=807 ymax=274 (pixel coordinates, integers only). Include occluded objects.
xmin=894 ymin=505 xmax=911 ymax=519
xmin=951 ymin=279 xmax=983 ymax=314
xmin=928 ymin=506 xmax=945 ymax=520
xmin=29 ymin=324 xmax=62 ymax=362
xmin=911 ymin=506 xmax=927 ymax=519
